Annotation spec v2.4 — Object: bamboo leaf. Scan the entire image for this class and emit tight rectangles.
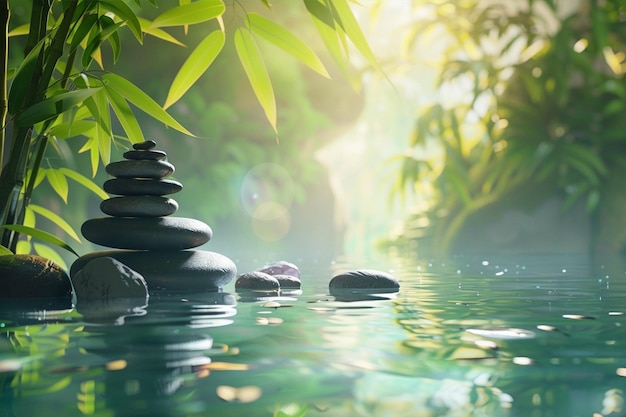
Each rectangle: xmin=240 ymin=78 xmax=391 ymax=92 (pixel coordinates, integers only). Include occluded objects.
xmin=16 ymin=240 xmax=31 ymax=255
xmin=8 ymin=23 xmax=29 ymax=37
xmin=24 ymin=201 xmax=35 ymax=228
xmin=46 ymin=169 xmax=69 ymax=203
xmin=234 ymin=27 xmax=276 ymax=132
xmin=15 ymin=88 xmax=101 ymax=127
xmin=100 ymin=0 xmax=143 ymax=43
xmin=0 ymin=225 xmax=79 ymax=257
xmin=29 ymin=204 xmax=81 ymax=242
xmin=83 ymin=88 xmax=113 ymax=137
xmin=49 ymin=120 xmax=97 ymax=139
xmin=33 ymin=243 xmax=68 ymax=271
xmin=164 ymin=29 xmax=225 ymax=109
xmin=150 ymin=0 xmax=225 ymax=28
xmin=59 ymin=168 xmax=109 ymax=200
xmin=102 ymin=73 xmax=194 ymax=136
xmin=327 ymin=0 xmax=380 ymax=71
xmin=103 ymin=84 xmax=145 ymax=143
xmin=82 ymin=18 xmax=124 ymax=68
xmin=246 ymin=13 xmax=329 ymax=78
xmin=0 ymin=245 xmax=13 ymax=255
xmin=69 ymin=14 xmax=98 ymax=53
xmin=138 ymin=17 xmax=185 ymax=46
xmin=107 ymin=28 xmax=122 ymax=63
xmin=304 ymin=0 xmax=355 ymax=87
xmin=98 ymin=125 xmax=112 ymax=166
xmin=78 ymin=136 xmax=101 ymax=176
xmin=8 ymin=40 xmax=44 ymax=115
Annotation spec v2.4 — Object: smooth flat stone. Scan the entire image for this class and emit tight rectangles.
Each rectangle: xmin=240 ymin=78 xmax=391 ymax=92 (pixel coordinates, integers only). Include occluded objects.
xmin=329 ymin=269 xmax=399 ymax=293
xmin=273 ymin=274 xmax=301 ymax=289
xmin=103 ymin=178 xmax=183 ymax=196
xmin=133 ymin=140 xmax=156 ymax=150
xmin=82 ymin=216 xmax=211 ymax=250
xmin=106 ymin=160 xmax=175 ymax=179
xmin=70 ymin=250 xmax=237 ymax=292
xmin=235 ymin=271 xmax=280 ymax=292
xmin=0 ymin=254 xmax=72 ymax=299
xmin=100 ymin=196 xmax=178 ymax=217
xmin=123 ymin=149 xmax=167 ymax=161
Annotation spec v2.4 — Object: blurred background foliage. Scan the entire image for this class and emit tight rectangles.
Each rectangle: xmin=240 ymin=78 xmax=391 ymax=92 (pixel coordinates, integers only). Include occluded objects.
xmin=383 ymin=0 xmax=626 ymax=258
xmin=11 ymin=0 xmax=626 ymax=268
xmin=97 ymin=0 xmax=365 ymax=264
xmin=4 ymin=0 xmax=369 ymax=269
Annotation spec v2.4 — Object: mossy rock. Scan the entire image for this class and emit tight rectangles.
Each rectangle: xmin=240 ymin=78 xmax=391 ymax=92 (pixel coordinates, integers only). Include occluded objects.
xmin=0 ymin=254 xmax=72 ymax=299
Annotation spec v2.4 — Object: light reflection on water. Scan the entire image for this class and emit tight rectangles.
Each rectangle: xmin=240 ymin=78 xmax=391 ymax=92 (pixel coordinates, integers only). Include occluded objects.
xmin=2 ymin=254 xmax=626 ymax=416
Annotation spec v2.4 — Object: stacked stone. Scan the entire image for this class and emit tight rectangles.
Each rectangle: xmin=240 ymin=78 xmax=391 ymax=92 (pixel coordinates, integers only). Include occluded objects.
xmin=70 ymin=141 xmax=236 ymax=293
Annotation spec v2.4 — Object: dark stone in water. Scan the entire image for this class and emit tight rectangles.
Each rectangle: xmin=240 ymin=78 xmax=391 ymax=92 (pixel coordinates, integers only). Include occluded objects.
xmin=273 ymin=274 xmax=301 ymax=289
xmin=258 ymin=260 xmax=300 ymax=279
xmin=329 ymin=269 xmax=399 ymax=293
xmin=106 ymin=160 xmax=175 ymax=179
xmin=133 ymin=140 xmax=157 ymax=150
xmin=103 ymin=178 xmax=183 ymax=196
xmin=123 ymin=149 xmax=167 ymax=161
xmin=235 ymin=271 xmax=280 ymax=292
xmin=0 ymin=254 xmax=72 ymax=299
xmin=82 ymin=216 xmax=212 ymax=250
xmin=71 ymin=250 xmax=236 ymax=293
xmin=72 ymin=257 xmax=148 ymax=300
xmin=100 ymin=196 xmax=179 ymax=217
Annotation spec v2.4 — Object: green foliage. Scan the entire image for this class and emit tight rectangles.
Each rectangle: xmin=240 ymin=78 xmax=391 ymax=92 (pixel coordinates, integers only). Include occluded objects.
xmin=388 ymin=0 xmax=626 ymax=254
xmin=0 ymin=224 xmax=79 ymax=256
xmin=0 ymin=0 xmax=375 ymax=259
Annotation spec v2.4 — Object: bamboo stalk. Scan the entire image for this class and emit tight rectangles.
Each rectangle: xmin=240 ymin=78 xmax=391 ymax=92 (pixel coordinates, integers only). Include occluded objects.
xmin=0 ymin=0 xmax=8 ymax=174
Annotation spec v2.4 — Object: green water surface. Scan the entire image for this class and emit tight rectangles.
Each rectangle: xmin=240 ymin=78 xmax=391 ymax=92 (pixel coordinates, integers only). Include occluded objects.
xmin=2 ymin=254 xmax=626 ymax=417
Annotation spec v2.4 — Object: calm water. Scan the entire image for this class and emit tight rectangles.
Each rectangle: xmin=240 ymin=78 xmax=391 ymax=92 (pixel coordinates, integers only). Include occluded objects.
xmin=2 ymin=254 xmax=626 ymax=417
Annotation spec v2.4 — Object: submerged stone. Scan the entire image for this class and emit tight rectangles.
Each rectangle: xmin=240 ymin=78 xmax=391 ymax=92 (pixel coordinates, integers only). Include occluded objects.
xmin=235 ymin=271 xmax=280 ymax=292
xmin=258 ymin=260 xmax=300 ymax=279
xmin=71 ymin=250 xmax=236 ymax=293
xmin=329 ymin=269 xmax=399 ymax=293
xmin=72 ymin=257 xmax=148 ymax=300
xmin=0 ymin=254 xmax=72 ymax=299
xmin=82 ymin=216 xmax=211 ymax=250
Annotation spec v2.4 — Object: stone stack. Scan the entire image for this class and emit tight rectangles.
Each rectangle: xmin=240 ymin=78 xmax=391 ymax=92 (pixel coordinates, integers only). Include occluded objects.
xmin=70 ymin=141 xmax=236 ymax=293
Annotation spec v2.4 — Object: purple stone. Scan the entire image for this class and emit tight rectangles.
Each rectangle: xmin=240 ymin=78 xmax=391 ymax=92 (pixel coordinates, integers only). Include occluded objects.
xmin=258 ymin=260 xmax=300 ymax=279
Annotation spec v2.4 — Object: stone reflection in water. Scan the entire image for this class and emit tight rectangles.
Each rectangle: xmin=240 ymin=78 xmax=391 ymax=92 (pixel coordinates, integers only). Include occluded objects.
xmin=79 ymin=293 xmax=238 ymax=417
